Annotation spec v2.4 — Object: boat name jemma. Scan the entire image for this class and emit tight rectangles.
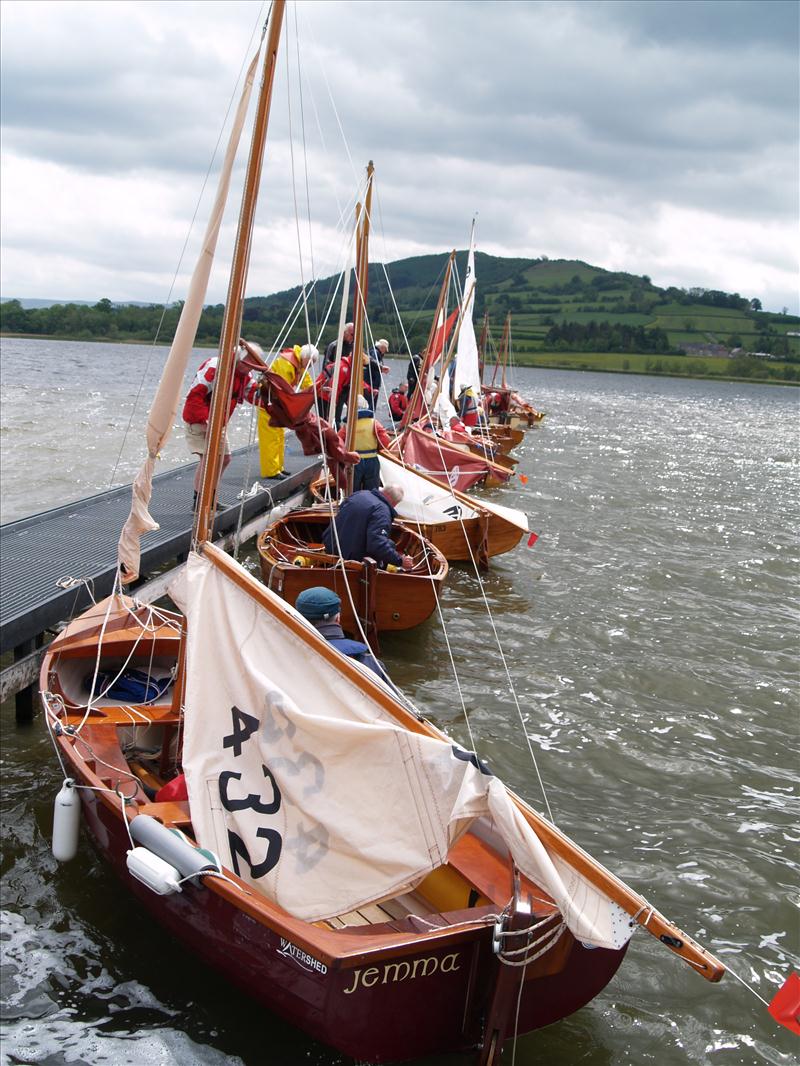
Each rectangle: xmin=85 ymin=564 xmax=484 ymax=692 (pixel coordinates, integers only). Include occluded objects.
xmin=343 ymin=952 xmax=461 ymax=994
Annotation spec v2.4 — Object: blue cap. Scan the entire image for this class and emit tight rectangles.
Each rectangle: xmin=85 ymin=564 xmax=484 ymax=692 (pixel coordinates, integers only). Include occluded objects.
xmin=295 ymin=586 xmax=341 ymax=621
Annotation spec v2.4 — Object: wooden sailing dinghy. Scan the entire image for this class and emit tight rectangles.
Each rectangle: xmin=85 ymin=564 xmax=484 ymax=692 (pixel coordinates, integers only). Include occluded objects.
xmin=257 ymin=504 xmax=448 ymax=639
xmin=41 ymin=6 xmax=725 ymax=1064
xmin=41 ymin=548 xmax=725 ymax=1064
xmin=392 ymin=252 xmax=516 ymax=491
xmin=310 ymin=451 xmax=529 ymax=567
xmin=484 ymin=314 xmax=544 ymax=429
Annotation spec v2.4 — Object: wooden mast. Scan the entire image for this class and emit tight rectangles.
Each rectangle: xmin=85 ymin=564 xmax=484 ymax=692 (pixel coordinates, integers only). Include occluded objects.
xmin=491 ymin=313 xmax=510 ymax=389
xmin=401 ymin=251 xmax=456 ymax=429
xmin=194 ymin=0 xmax=286 ymax=546
xmin=428 ymin=279 xmax=476 ymax=417
xmin=478 ymin=311 xmax=488 ymax=384
xmin=501 ymin=313 xmax=511 ymax=389
xmin=343 ymin=162 xmax=375 ymax=496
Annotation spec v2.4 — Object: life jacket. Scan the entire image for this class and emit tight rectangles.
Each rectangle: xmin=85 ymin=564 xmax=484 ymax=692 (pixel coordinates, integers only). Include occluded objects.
xmin=459 ymin=388 xmax=479 ymax=426
xmin=353 ymin=411 xmax=379 ymax=457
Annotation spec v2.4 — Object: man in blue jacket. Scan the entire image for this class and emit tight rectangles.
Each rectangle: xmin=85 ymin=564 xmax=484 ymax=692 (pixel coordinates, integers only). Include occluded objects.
xmin=294 ymin=587 xmax=391 ymax=683
xmin=322 ymin=485 xmax=413 ymax=570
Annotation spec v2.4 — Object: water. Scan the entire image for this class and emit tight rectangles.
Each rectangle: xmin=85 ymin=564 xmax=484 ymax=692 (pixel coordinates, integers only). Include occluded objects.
xmin=1 ymin=338 xmax=798 ymax=1064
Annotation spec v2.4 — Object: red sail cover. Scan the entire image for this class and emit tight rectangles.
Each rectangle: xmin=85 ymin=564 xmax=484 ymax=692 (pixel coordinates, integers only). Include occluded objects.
xmin=260 ymin=374 xmax=358 ymax=479
xmin=430 ymin=306 xmax=460 ymax=367
xmin=398 ymin=425 xmax=489 ymax=492
xmin=404 ymin=306 xmax=461 ymax=426
xmin=262 ymin=372 xmax=316 ymax=427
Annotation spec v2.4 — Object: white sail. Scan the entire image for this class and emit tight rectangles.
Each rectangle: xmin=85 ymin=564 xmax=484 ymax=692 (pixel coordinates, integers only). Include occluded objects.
xmin=378 ymin=455 xmax=480 ymax=524
xmin=117 ymin=53 xmax=259 ymax=582
xmin=453 ymin=221 xmax=480 ymax=395
xmin=177 ymin=550 xmax=632 ymax=950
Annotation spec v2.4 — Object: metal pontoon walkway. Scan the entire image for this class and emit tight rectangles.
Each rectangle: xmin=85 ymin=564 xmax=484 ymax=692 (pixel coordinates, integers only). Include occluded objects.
xmin=0 ymin=442 xmax=320 ymax=655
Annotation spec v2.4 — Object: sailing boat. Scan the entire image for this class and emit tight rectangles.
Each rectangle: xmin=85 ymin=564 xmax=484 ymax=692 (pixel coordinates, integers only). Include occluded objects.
xmin=40 ymin=6 xmax=725 ymax=1063
xmin=390 ymin=252 xmax=518 ymax=492
xmin=257 ymin=162 xmax=448 ymax=645
xmin=311 ymin=450 xmax=530 ymax=569
xmin=484 ymin=314 xmax=544 ymax=429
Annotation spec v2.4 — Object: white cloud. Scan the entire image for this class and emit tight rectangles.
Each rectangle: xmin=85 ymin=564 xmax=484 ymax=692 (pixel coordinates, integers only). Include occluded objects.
xmin=1 ymin=0 xmax=797 ymax=312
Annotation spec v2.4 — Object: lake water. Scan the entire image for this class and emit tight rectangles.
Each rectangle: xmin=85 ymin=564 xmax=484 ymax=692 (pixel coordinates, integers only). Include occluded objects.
xmin=1 ymin=337 xmax=798 ymax=1065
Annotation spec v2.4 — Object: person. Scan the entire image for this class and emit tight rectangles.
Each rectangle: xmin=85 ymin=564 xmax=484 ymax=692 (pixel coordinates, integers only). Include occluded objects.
xmin=322 ymin=485 xmax=413 ymax=570
xmin=340 ymin=395 xmax=392 ymax=491
xmin=182 ymin=340 xmax=260 ymax=507
xmin=457 ymin=385 xmax=481 ymax=427
xmin=388 ymin=381 xmax=409 ymax=423
xmin=257 ymin=343 xmax=316 ymax=479
xmin=363 ymin=338 xmax=390 ymax=410
xmin=406 ymin=352 xmax=423 ymax=399
xmin=294 ymin=586 xmax=389 ymax=681
xmin=319 ymin=322 xmax=355 ymax=426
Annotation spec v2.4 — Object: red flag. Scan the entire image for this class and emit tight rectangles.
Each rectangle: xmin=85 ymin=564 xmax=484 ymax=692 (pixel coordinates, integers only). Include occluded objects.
xmin=768 ymin=972 xmax=800 ymax=1035
xmin=527 ymin=531 xmax=539 ymax=547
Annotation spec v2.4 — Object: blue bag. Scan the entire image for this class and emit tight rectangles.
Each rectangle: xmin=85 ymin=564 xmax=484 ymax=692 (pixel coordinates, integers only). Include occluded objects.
xmin=86 ymin=668 xmax=173 ymax=704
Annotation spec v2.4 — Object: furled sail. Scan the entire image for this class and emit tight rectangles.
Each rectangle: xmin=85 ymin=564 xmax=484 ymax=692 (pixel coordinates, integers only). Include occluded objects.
xmin=453 ymin=221 xmax=480 ymax=396
xmin=176 ymin=550 xmax=633 ymax=950
xmin=378 ymin=454 xmax=528 ymax=532
xmin=117 ymin=54 xmax=259 ymax=582
xmin=378 ymin=455 xmax=480 ymax=525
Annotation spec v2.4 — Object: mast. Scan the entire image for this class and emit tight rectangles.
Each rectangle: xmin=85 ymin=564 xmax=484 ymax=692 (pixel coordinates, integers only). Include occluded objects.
xmin=491 ymin=313 xmax=510 ymax=389
xmin=478 ymin=312 xmax=488 ymax=384
xmin=401 ymin=251 xmax=456 ymax=429
xmin=343 ymin=162 xmax=375 ymax=496
xmin=501 ymin=313 xmax=511 ymax=388
xmin=429 ymin=279 xmax=476 ymax=416
xmin=194 ymin=0 xmax=286 ymax=546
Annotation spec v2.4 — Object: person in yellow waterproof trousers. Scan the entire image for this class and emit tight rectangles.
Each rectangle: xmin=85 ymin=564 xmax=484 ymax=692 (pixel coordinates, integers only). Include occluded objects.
xmin=258 ymin=343 xmax=317 ymax=478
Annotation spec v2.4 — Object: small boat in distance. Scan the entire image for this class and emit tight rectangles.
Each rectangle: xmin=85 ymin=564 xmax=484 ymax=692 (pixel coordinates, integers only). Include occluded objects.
xmin=483 ymin=314 xmax=545 ymax=429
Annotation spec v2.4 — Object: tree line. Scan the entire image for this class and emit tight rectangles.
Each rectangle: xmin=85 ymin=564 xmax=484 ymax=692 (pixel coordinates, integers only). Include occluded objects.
xmin=543 ymin=321 xmax=673 ymax=353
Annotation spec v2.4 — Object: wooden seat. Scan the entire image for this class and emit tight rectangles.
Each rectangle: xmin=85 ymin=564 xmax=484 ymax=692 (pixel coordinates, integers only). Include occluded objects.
xmin=135 ymin=800 xmax=192 ymax=827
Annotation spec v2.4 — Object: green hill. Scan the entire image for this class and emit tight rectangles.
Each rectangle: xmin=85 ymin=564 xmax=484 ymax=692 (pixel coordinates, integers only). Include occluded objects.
xmin=2 ymin=253 xmax=798 ymax=383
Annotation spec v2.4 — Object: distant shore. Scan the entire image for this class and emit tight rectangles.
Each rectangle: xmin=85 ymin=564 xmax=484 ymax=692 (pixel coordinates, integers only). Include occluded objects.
xmin=2 ymin=333 xmax=797 ymax=386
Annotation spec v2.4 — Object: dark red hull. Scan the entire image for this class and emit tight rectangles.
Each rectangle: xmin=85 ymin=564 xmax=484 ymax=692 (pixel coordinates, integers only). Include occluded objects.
xmin=78 ymin=784 xmax=627 ymax=1062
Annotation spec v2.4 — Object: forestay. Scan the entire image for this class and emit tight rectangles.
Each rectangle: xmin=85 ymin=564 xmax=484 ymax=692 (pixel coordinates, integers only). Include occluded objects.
xmin=175 ymin=551 xmax=631 ymax=950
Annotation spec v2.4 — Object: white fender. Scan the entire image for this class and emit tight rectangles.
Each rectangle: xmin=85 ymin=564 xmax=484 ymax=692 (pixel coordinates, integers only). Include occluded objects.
xmin=52 ymin=778 xmax=80 ymax=862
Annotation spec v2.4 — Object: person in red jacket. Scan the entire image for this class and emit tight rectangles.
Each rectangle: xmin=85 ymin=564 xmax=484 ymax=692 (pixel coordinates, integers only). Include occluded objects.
xmin=182 ymin=342 xmax=260 ymax=506
xmin=388 ymin=381 xmax=409 ymax=423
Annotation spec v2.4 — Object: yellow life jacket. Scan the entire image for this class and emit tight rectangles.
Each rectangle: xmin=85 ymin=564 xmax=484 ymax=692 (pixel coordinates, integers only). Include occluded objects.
xmin=353 ymin=414 xmax=378 ymax=457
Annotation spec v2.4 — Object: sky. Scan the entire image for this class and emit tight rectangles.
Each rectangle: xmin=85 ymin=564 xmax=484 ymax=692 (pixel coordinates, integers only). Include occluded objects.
xmin=1 ymin=0 xmax=798 ymax=313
